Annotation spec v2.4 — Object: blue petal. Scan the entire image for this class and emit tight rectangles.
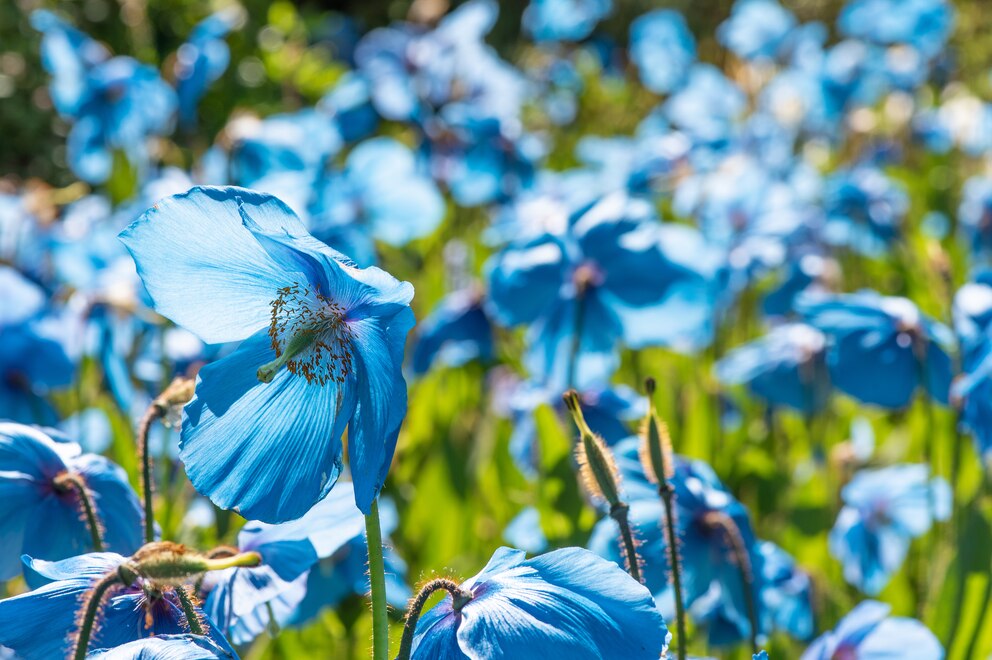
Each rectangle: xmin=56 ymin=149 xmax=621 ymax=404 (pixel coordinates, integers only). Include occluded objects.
xmin=181 ymin=329 xmax=353 ymax=523
xmin=87 ymin=634 xmax=236 ymax=659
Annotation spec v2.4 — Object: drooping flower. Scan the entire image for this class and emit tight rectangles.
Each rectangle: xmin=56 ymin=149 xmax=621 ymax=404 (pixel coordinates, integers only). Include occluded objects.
xmin=716 ymin=323 xmax=831 ymax=414
xmin=200 ymin=482 xmax=366 ymax=643
xmin=821 ymin=166 xmax=908 ymax=257
xmin=0 ymin=553 xmax=233 ymax=659
xmin=410 ymin=546 xmax=669 ymax=659
xmin=0 ymin=423 xmax=142 ymax=580
xmin=755 ymin=541 xmax=814 ymax=641
xmin=120 ymin=186 xmax=415 ymax=521
xmin=411 ymin=288 xmax=493 ymax=375
xmin=829 ymin=464 xmax=950 ymax=594
xmin=802 ymin=600 xmax=943 ymax=659
xmin=798 ymin=291 xmax=954 ymax=408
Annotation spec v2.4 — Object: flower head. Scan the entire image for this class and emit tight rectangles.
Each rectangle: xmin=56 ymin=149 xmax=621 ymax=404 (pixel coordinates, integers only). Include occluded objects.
xmin=802 ymin=600 xmax=942 ymax=659
xmin=120 ymin=186 xmax=415 ymax=521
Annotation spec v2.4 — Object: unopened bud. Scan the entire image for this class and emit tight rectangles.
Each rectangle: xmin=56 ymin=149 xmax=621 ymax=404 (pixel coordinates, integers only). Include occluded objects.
xmin=564 ymin=390 xmax=623 ymax=507
xmin=153 ymin=376 xmax=196 ymax=427
xmin=640 ymin=378 xmax=675 ymax=485
xmin=130 ymin=541 xmax=261 ymax=586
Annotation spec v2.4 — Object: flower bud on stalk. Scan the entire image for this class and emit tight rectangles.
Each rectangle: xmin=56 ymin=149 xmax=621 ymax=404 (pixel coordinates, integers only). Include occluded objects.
xmin=563 ymin=390 xmax=642 ymax=584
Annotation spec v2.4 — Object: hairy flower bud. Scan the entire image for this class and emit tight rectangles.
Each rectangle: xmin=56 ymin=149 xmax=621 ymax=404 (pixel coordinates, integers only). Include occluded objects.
xmin=639 ymin=377 xmax=675 ymax=485
xmin=564 ymin=390 xmax=623 ymax=507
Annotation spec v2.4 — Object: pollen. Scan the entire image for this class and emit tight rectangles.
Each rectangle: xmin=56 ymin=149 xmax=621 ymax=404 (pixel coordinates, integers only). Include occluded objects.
xmin=267 ymin=283 xmax=354 ymax=386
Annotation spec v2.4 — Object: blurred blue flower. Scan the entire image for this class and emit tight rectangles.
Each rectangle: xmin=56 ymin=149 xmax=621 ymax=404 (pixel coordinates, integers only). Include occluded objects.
xmin=312 ymin=137 xmax=444 ymax=249
xmin=589 ymin=439 xmax=760 ymax=646
xmin=629 ymin=10 xmax=696 ymax=95
xmin=0 ymin=423 xmax=143 ymax=580
xmin=838 ymin=0 xmax=954 ymax=58
xmin=716 ymin=323 xmax=831 ymax=414
xmin=201 ymin=483 xmax=367 ymax=643
xmin=410 ymin=546 xmax=669 ymax=659
xmin=502 ymin=507 xmax=548 ymax=554
xmin=32 ymin=11 xmax=176 ymax=183
xmin=957 ymin=176 xmax=992 ymax=258
xmin=664 ymin=65 xmax=744 ymax=153
xmin=318 ymin=73 xmax=379 ymax=143
xmin=717 ymin=0 xmax=796 ymax=61
xmin=121 ymin=186 xmax=415 ymax=521
xmin=762 ymin=253 xmax=838 ymax=318
xmin=952 ymin=280 xmax=992 ymax=462
xmin=802 ymin=600 xmax=943 ymax=659
xmin=798 ymin=291 xmax=954 ymax=408
xmin=756 ymin=541 xmax=814 ymax=641
xmin=175 ymin=9 xmax=241 ymax=126
xmin=523 ymin=0 xmax=612 ymax=43
xmin=822 ymin=166 xmax=907 ymax=256
xmin=829 ymin=464 xmax=950 ymax=594
xmin=0 ymin=553 xmax=233 ymax=659
xmin=486 ymin=192 xmax=711 ymax=389
xmin=412 ymin=288 xmax=493 ymax=375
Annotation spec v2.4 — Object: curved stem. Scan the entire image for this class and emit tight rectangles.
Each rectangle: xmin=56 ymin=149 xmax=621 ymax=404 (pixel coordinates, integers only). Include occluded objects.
xmin=703 ymin=511 xmax=758 ymax=653
xmin=659 ymin=484 xmax=688 ymax=660
xmin=609 ymin=503 xmax=642 ymax=584
xmin=72 ymin=572 xmax=121 ymax=660
xmin=54 ymin=472 xmax=104 ymax=552
xmin=566 ymin=289 xmax=587 ymax=390
xmin=174 ymin=585 xmax=205 ymax=635
xmin=396 ymin=579 xmax=467 ymax=660
xmin=137 ymin=403 xmax=165 ymax=544
xmin=366 ymin=498 xmax=389 ymax=660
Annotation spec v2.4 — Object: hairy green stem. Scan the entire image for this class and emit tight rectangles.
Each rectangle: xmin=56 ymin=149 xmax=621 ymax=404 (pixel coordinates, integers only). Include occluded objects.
xmin=366 ymin=498 xmax=389 ymax=660
xmin=55 ymin=472 xmax=104 ymax=552
xmin=72 ymin=572 xmax=121 ymax=660
xmin=174 ymin=585 xmax=205 ymax=635
xmin=137 ymin=404 xmax=164 ymax=544
xmin=609 ymin=503 xmax=642 ymax=584
xmin=659 ymin=484 xmax=688 ymax=660
xmin=396 ymin=579 xmax=469 ymax=660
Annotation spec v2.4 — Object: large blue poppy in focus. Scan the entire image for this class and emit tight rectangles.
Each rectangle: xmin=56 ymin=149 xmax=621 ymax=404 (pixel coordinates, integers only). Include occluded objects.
xmin=120 ymin=186 xmax=415 ymax=522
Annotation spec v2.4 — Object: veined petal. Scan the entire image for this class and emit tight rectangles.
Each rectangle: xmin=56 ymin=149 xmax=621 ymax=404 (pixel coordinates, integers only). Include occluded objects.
xmin=346 ymin=307 xmax=415 ymax=513
xmin=181 ymin=329 xmax=355 ymax=523
xmin=119 ymin=186 xmax=309 ymax=344
xmin=87 ymin=634 xmax=235 ymax=659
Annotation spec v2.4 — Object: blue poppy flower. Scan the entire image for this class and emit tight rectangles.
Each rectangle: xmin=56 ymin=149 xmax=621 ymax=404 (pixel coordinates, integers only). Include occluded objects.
xmin=200 ymin=482 xmax=366 ymax=643
xmin=755 ymin=541 xmax=814 ymax=641
xmin=838 ymin=0 xmax=954 ymax=59
xmin=717 ymin=0 xmax=796 ymax=61
xmin=829 ymin=464 xmax=950 ymax=594
xmin=87 ymin=634 xmax=235 ymax=659
xmin=410 ymin=546 xmax=669 ymax=659
xmin=412 ymin=288 xmax=493 ymax=375
xmin=312 ymin=137 xmax=445 ymax=248
xmin=762 ymin=253 xmax=838 ymax=318
xmin=0 ymin=423 xmax=143 ymax=579
xmin=0 ymin=269 xmax=76 ymax=424
xmin=31 ymin=11 xmax=176 ymax=183
xmin=629 ymin=10 xmax=696 ymax=95
xmin=486 ymin=192 xmax=710 ymax=390
xmin=120 ymin=186 xmax=415 ymax=521
xmin=588 ymin=439 xmax=760 ymax=646
xmin=952 ymin=281 xmax=992 ymax=462
xmin=523 ymin=0 xmax=612 ymax=43
xmin=664 ymin=65 xmax=745 ymax=152
xmin=0 ymin=553 xmax=234 ymax=659
xmin=797 ymin=291 xmax=954 ymax=408
xmin=821 ymin=166 xmax=907 ymax=256
xmin=175 ymin=9 xmax=241 ymax=126
xmin=802 ymin=600 xmax=943 ymax=659
xmin=502 ymin=507 xmax=549 ymax=555
xmin=318 ymin=73 xmax=379 ymax=143
xmin=957 ymin=176 xmax=992 ymax=257
xmin=286 ymin=497 xmax=410 ymax=625
xmin=716 ymin=323 xmax=831 ymax=414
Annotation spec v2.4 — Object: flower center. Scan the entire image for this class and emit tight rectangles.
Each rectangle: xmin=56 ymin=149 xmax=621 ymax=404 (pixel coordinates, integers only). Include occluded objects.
xmin=256 ymin=283 xmax=353 ymax=386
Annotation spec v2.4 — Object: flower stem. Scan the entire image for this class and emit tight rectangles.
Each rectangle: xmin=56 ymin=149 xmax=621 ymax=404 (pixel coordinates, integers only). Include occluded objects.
xmin=703 ymin=511 xmax=758 ymax=653
xmin=609 ymin=502 xmax=642 ymax=584
xmin=137 ymin=403 xmax=165 ymax=544
xmin=54 ymin=472 xmax=104 ymax=552
xmin=174 ymin=585 xmax=205 ymax=635
xmin=566 ymin=288 xmax=587 ymax=390
xmin=72 ymin=572 xmax=121 ymax=660
xmin=366 ymin=498 xmax=389 ymax=660
xmin=659 ymin=483 xmax=688 ymax=660
xmin=396 ymin=579 xmax=469 ymax=660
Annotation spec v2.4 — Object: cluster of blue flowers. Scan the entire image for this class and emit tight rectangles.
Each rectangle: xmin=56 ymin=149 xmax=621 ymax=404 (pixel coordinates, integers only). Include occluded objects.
xmin=0 ymin=0 xmax=985 ymax=656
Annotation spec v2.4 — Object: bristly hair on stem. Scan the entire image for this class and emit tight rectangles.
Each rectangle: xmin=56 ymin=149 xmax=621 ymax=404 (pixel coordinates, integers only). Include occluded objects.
xmin=640 ymin=377 xmax=688 ymax=660
xmin=563 ymin=390 xmax=643 ymax=584
xmin=174 ymin=584 xmax=206 ymax=636
xmin=396 ymin=578 xmax=473 ymax=660
xmin=71 ymin=571 xmax=123 ymax=660
xmin=53 ymin=471 xmax=105 ymax=552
